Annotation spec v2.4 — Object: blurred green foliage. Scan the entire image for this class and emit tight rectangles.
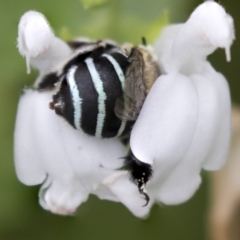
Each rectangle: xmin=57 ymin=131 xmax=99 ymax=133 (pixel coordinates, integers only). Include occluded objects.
xmin=60 ymin=0 xmax=169 ymax=44
xmin=81 ymin=0 xmax=109 ymax=10
xmin=0 ymin=0 xmax=239 ymax=239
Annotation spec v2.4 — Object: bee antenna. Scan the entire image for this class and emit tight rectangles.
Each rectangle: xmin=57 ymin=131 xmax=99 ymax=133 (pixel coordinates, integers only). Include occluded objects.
xmin=141 ymin=37 xmax=147 ymax=46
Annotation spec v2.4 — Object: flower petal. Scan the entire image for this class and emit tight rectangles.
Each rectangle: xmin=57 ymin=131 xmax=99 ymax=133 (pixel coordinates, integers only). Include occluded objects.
xmin=151 ymin=65 xmax=231 ymax=205
xmin=130 ymin=73 xmax=198 ymax=165
xmin=202 ymin=65 xmax=231 ymax=170
xmin=17 ymin=11 xmax=72 ymax=74
xmin=154 ymin=1 xmax=235 ymax=74
xmin=153 ymin=24 xmax=181 ymax=73
xmin=14 ymin=90 xmax=47 ymax=185
xmin=104 ymin=173 xmax=152 ymax=218
xmin=39 ymin=176 xmax=89 ymax=215
xmin=17 ymin=11 xmax=54 ymax=59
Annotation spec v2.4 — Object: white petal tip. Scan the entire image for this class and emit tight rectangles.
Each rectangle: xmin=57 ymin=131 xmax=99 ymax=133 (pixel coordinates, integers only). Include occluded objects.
xmin=46 ymin=205 xmax=76 ymax=216
xmin=26 ymin=55 xmax=31 ymax=74
xmin=225 ymin=46 xmax=231 ymax=62
xmin=17 ymin=10 xmax=54 ymax=59
xmin=190 ymin=1 xmax=235 ymax=50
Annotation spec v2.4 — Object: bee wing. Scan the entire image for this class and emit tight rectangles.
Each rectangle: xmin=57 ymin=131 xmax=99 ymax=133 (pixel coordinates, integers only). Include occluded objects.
xmin=115 ymin=96 xmax=141 ymax=121
xmin=115 ymin=48 xmax=147 ymax=121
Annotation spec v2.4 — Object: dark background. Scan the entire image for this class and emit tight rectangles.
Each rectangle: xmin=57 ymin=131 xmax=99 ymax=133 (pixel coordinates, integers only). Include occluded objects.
xmin=0 ymin=0 xmax=238 ymax=239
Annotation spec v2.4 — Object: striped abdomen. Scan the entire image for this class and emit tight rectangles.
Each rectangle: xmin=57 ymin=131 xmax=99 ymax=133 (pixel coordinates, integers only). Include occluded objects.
xmin=51 ymin=52 xmax=133 ymax=138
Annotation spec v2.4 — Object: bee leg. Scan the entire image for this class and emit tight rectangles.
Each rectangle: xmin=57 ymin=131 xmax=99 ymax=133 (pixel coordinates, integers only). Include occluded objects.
xmin=49 ymin=85 xmax=65 ymax=116
xmin=138 ymin=181 xmax=150 ymax=207
xmin=123 ymin=151 xmax=153 ymax=207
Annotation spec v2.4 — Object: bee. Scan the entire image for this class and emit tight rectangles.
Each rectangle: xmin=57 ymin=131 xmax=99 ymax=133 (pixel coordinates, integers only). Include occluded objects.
xmin=39 ymin=38 xmax=160 ymax=206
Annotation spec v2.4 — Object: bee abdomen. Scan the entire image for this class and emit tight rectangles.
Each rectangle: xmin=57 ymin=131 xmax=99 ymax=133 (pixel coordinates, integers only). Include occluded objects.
xmin=51 ymin=51 xmax=131 ymax=138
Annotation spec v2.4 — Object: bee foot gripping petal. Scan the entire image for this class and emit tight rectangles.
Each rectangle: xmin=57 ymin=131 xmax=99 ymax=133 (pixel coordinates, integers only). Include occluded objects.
xmin=123 ymin=152 xmax=153 ymax=206
xmin=139 ymin=185 xmax=150 ymax=207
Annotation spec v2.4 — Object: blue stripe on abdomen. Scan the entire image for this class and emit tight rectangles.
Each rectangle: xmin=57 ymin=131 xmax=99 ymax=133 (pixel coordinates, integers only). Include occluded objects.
xmin=74 ymin=62 xmax=98 ymax=136
xmin=85 ymin=58 xmax=107 ymax=137
xmin=94 ymin=57 xmax=122 ymax=137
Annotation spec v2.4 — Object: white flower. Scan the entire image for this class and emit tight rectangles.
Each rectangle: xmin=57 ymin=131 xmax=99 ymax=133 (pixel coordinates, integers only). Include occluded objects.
xmin=14 ymin=1 xmax=234 ymax=217
xmin=15 ymin=11 xmax=150 ymax=218
xmin=131 ymin=0 xmax=234 ymax=204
